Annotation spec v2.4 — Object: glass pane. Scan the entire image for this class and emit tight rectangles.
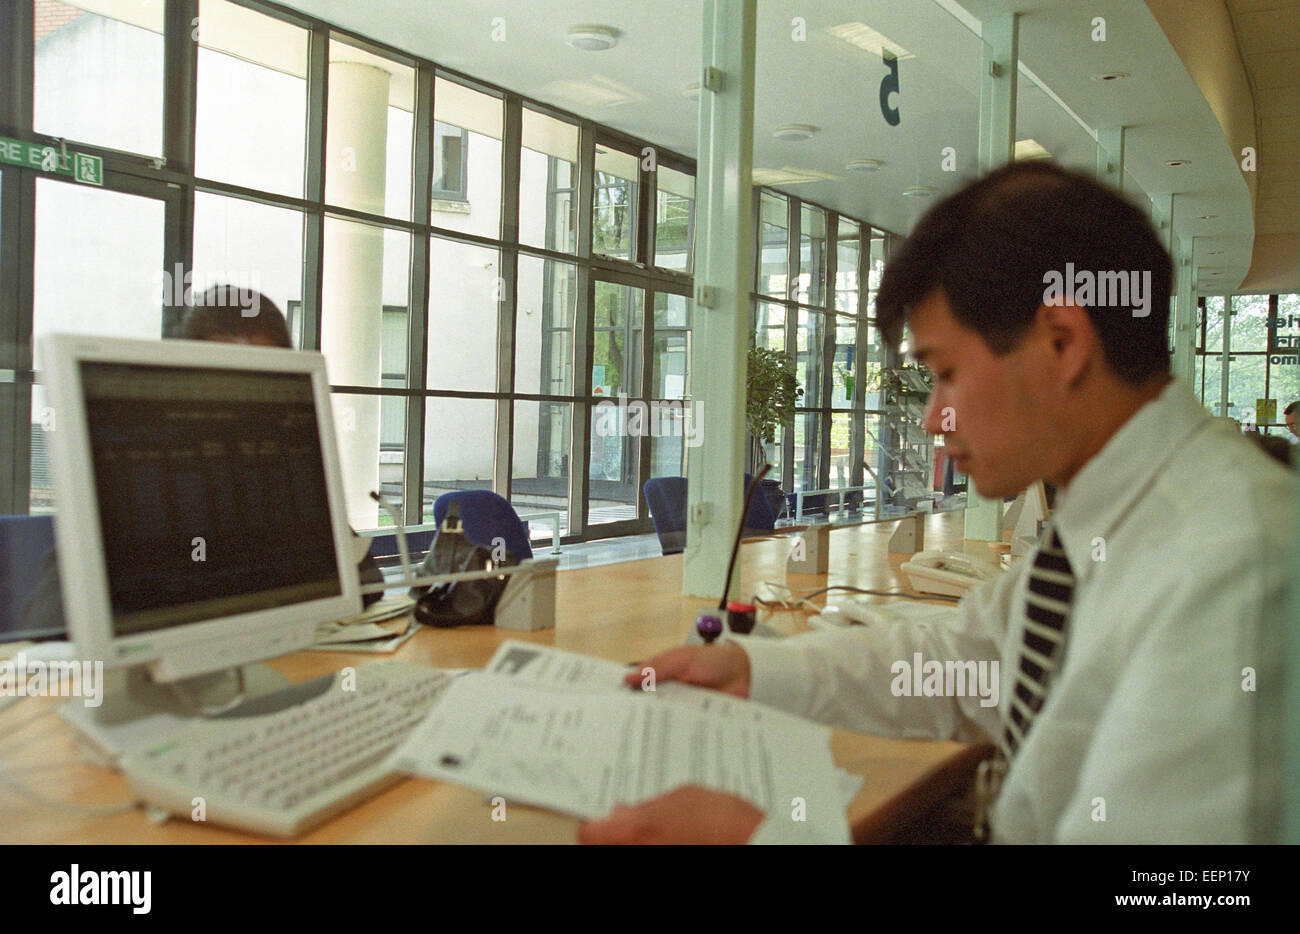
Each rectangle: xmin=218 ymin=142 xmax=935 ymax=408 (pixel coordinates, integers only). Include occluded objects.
xmin=653 ymin=293 xmax=692 ymax=399
xmin=1227 ymin=354 xmax=1266 ymax=422
xmin=798 ymin=204 xmax=827 ymax=306
xmin=31 ymin=179 xmax=165 ymax=510
xmin=433 ymin=78 xmax=503 ymax=239
xmin=592 ymin=281 xmax=644 ymax=399
xmin=33 ymin=0 xmax=164 ymax=156
xmin=1272 ymin=294 xmax=1300 ymax=422
xmin=1204 ymin=353 xmax=1224 ymax=414
xmin=196 ymin=0 xmax=308 ymax=197
xmin=758 ymin=191 xmax=789 ymax=298
xmin=655 ymin=166 xmax=694 ymax=272
xmin=588 ymin=418 xmax=639 ymax=526
xmin=830 ymin=412 xmax=854 ymax=492
xmin=868 ymin=229 xmax=886 ymax=318
xmin=593 ymin=146 xmax=639 ymax=261
xmin=755 ymin=301 xmax=786 ymax=353
xmin=650 ymin=420 xmax=690 ymax=480
xmin=832 ymin=317 xmax=856 ymax=406
xmin=1230 ymin=294 xmax=1269 ymax=352
xmin=422 ymin=398 xmax=497 ymax=522
xmin=835 ymin=220 xmax=860 ymax=314
xmin=326 ymin=40 xmax=415 ymax=221
xmin=520 ymin=109 xmax=578 ymax=254
xmin=329 ymin=392 xmax=406 ymax=530
xmin=793 ymin=411 xmax=821 ymax=492
xmin=516 ymin=256 xmax=576 ymax=396
xmin=1205 ymin=296 xmax=1225 ymax=352
xmin=797 ymin=308 xmax=824 ymax=406
xmin=511 ymin=400 xmax=571 ymax=539
xmin=321 ymin=219 xmax=409 ymax=388
xmin=427 ymin=237 xmax=499 ymax=392
xmin=193 ymin=193 xmax=303 ymax=346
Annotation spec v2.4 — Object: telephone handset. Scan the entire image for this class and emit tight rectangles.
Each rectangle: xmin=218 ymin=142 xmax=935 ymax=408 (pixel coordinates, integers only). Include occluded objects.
xmin=900 ymin=550 xmax=1002 ymax=597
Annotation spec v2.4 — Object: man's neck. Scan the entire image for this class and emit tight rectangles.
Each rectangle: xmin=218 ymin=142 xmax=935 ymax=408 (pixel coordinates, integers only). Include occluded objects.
xmin=1054 ymin=374 xmax=1173 ymax=489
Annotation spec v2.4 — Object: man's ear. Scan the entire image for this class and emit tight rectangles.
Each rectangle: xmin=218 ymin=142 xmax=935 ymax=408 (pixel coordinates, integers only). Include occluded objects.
xmin=1036 ymin=300 xmax=1095 ymax=387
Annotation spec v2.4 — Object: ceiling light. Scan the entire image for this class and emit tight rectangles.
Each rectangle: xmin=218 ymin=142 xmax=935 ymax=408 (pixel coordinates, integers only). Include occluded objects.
xmin=1207 ymin=250 xmax=1224 ymax=255
xmin=773 ymin=124 xmax=817 ymax=141
xmin=565 ymin=25 xmax=620 ymax=51
xmin=1091 ymin=71 xmax=1130 ymax=82
xmin=1014 ymin=139 xmax=1051 ymax=160
xmin=845 ymin=158 xmax=884 ymax=172
xmin=1164 ymin=159 xmax=1191 ymax=167
xmin=1196 ymin=214 xmax=1218 ymax=220
xmin=826 ymin=23 xmax=914 ymax=59
xmin=902 ymin=186 xmax=934 ymax=198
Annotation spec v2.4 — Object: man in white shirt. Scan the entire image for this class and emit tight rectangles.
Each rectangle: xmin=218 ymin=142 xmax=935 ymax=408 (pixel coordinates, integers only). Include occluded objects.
xmin=1284 ymin=401 xmax=1299 ymax=440
xmin=579 ymin=161 xmax=1290 ymax=844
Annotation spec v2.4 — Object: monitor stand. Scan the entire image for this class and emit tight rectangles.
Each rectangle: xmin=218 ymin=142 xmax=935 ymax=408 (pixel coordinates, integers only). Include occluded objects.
xmin=60 ymin=662 xmax=293 ymax=766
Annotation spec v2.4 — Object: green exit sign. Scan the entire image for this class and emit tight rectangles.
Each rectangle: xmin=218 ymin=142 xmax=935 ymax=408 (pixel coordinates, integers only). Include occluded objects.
xmin=0 ymin=136 xmax=103 ymax=186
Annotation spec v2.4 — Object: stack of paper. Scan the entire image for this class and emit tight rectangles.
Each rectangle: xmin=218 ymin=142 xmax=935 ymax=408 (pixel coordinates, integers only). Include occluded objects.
xmin=395 ymin=642 xmax=859 ymax=842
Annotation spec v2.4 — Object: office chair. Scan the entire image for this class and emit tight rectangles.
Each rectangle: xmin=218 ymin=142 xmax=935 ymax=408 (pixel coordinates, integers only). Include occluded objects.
xmin=431 ymin=491 xmax=534 ymax=561
xmin=643 ymin=476 xmax=777 ymax=557
xmin=0 ymin=514 xmax=56 ymax=635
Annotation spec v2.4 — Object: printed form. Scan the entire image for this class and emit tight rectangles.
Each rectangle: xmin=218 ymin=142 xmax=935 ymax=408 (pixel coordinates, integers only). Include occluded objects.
xmin=395 ymin=642 xmax=857 ymax=841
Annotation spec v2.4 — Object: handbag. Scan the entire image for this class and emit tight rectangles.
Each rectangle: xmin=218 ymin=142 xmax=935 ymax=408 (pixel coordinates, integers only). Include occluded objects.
xmin=410 ymin=501 xmax=516 ymax=627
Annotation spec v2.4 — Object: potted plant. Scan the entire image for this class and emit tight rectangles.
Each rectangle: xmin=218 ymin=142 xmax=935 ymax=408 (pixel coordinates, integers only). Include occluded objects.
xmin=746 ymin=345 xmax=803 ymax=518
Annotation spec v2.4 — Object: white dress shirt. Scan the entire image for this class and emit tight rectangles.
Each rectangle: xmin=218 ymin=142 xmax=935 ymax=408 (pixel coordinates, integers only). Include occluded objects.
xmin=741 ymin=380 xmax=1291 ymax=843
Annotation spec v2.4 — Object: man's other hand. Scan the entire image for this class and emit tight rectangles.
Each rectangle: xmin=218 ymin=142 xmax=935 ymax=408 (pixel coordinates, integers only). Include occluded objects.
xmin=578 ymin=786 xmax=764 ymax=844
xmin=624 ymin=643 xmax=751 ymax=697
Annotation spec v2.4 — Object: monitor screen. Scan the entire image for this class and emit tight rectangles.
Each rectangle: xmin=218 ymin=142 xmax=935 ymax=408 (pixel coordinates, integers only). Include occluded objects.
xmin=79 ymin=360 xmax=343 ymax=636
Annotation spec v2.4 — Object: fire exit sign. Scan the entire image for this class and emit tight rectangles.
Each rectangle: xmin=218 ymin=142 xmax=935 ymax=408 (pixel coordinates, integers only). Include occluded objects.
xmin=0 ymin=136 xmax=103 ymax=186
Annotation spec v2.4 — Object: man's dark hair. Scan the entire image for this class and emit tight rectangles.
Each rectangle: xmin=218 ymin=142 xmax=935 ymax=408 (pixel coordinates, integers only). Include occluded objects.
xmin=1285 ymin=401 xmax=1299 ymax=417
xmin=876 ymin=161 xmax=1172 ymax=384
xmin=177 ymin=285 xmax=293 ymax=349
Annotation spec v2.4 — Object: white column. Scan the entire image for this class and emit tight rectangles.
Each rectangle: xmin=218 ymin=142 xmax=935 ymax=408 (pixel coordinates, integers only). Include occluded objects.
xmin=1096 ymin=126 xmax=1125 ymax=192
xmin=1172 ymin=239 xmax=1197 ymax=385
xmin=966 ymin=12 xmax=1018 ymax=543
xmin=682 ymin=0 xmax=756 ymax=598
xmin=322 ymin=62 xmax=389 ymax=527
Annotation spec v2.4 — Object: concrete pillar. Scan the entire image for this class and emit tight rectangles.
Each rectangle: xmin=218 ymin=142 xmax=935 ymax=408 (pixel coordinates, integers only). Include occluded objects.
xmin=322 ymin=62 xmax=389 ymax=527
xmin=682 ymin=0 xmax=756 ymax=598
xmin=965 ymin=12 xmax=1019 ymax=543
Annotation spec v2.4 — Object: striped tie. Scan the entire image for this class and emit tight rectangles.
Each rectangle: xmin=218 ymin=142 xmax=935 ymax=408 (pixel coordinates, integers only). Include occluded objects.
xmin=1004 ymin=526 xmax=1074 ymax=756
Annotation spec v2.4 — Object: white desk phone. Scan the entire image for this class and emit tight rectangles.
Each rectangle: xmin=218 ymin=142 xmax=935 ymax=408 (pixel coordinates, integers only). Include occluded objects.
xmin=900 ymin=550 xmax=1002 ymax=598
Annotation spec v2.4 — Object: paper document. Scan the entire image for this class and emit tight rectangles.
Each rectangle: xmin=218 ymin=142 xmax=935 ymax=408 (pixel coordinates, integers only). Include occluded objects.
xmin=395 ymin=642 xmax=852 ymax=841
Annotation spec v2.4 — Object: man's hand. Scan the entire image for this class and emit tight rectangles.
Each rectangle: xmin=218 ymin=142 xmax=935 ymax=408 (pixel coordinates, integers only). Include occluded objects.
xmin=578 ymin=786 xmax=764 ymax=844
xmin=624 ymin=643 xmax=751 ymax=697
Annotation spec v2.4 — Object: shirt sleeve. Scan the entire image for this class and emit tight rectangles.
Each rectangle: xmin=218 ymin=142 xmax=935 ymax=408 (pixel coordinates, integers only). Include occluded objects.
xmin=733 ymin=562 xmax=1026 ymax=744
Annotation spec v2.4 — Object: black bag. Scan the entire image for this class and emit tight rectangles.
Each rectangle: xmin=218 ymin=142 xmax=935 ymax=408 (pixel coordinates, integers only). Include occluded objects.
xmin=411 ymin=501 xmax=516 ymax=627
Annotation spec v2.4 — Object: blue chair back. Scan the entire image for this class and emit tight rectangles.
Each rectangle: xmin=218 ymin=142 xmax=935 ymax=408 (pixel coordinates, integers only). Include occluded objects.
xmin=643 ymin=476 xmax=776 ymax=556
xmin=643 ymin=477 xmax=688 ymax=555
xmin=431 ymin=491 xmax=533 ymax=561
xmin=0 ymin=515 xmax=56 ymax=635
xmin=742 ymin=473 xmax=777 ymax=531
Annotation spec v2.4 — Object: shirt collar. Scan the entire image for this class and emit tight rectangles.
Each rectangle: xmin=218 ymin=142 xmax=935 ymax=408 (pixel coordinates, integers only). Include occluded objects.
xmin=1051 ymin=379 xmax=1207 ymax=580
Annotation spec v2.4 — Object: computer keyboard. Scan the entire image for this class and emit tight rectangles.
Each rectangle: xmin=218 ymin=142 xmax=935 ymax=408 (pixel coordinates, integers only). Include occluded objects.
xmin=121 ymin=661 xmax=455 ymax=837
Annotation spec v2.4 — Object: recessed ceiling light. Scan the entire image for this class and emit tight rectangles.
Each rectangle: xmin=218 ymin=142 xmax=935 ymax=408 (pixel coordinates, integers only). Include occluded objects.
xmin=565 ymin=25 xmax=620 ymax=51
xmin=1196 ymin=214 xmax=1218 ymax=220
xmin=680 ymin=81 xmax=700 ymax=100
xmin=1164 ymin=159 xmax=1191 ymax=167
xmin=826 ymin=23 xmax=914 ymax=59
xmin=845 ymin=158 xmax=884 ymax=172
xmin=1091 ymin=71 xmax=1130 ymax=82
xmin=1207 ymin=250 xmax=1224 ymax=255
xmin=773 ymin=124 xmax=817 ymax=141
xmin=902 ymin=185 xmax=934 ymax=198
xmin=1014 ymin=139 xmax=1051 ymax=160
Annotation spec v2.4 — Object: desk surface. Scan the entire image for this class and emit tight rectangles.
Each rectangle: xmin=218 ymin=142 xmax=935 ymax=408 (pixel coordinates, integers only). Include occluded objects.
xmin=1 ymin=510 xmax=993 ymax=844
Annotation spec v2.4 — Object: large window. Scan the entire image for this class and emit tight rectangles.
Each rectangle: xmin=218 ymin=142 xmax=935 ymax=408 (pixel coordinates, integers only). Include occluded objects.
xmin=6 ymin=0 xmax=888 ymax=543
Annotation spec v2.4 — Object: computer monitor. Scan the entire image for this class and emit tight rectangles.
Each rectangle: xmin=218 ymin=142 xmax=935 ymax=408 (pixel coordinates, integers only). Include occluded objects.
xmin=42 ymin=334 xmax=361 ymax=684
